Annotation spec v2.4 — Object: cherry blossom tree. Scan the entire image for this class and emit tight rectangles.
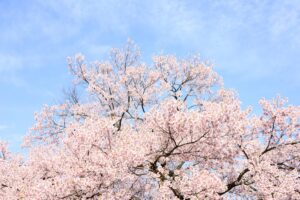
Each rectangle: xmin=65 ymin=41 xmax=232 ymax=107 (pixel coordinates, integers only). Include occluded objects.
xmin=1 ymin=40 xmax=299 ymax=199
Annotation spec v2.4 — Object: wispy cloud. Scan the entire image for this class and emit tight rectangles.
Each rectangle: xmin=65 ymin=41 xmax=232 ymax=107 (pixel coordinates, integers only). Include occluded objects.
xmin=0 ymin=124 xmax=8 ymax=131
xmin=1 ymin=0 xmax=300 ymax=82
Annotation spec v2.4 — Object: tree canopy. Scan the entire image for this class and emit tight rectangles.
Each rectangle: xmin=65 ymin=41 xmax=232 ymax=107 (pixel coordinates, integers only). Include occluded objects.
xmin=1 ymin=41 xmax=300 ymax=199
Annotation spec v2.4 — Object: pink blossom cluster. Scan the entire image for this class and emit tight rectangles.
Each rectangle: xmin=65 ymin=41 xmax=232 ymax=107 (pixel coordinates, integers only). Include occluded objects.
xmin=1 ymin=41 xmax=299 ymax=199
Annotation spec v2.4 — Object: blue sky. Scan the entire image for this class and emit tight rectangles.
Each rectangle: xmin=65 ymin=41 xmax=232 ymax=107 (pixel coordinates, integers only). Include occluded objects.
xmin=1 ymin=0 xmax=300 ymax=152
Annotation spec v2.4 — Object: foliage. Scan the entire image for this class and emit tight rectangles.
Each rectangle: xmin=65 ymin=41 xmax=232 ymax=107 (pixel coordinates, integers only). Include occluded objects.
xmin=1 ymin=40 xmax=300 ymax=199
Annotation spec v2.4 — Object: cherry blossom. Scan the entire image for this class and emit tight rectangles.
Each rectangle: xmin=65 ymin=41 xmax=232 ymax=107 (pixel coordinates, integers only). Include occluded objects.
xmin=0 ymin=41 xmax=299 ymax=199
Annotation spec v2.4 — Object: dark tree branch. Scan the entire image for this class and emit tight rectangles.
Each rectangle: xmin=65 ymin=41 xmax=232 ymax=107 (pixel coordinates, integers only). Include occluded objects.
xmin=218 ymin=168 xmax=250 ymax=196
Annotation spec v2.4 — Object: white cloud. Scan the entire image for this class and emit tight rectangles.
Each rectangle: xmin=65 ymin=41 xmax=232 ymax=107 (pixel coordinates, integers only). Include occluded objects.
xmin=0 ymin=54 xmax=24 ymax=72
xmin=1 ymin=0 xmax=300 ymax=82
xmin=0 ymin=53 xmax=44 ymax=87
xmin=0 ymin=54 xmax=42 ymax=72
xmin=0 ymin=124 xmax=8 ymax=131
